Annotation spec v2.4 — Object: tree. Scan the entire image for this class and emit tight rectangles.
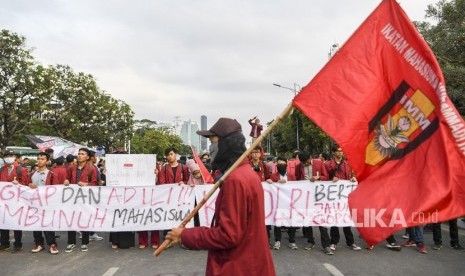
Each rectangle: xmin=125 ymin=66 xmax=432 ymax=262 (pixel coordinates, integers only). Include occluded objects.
xmin=0 ymin=30 xmax=52 ymax=149
xmin=416 ymin=0 xmax=465 ymax=116
xmin=1 ymin=29 xmax=135 ymax=150
xmin=269 ymin=109 xmax=331 ymax=157
xmin=131 ymin=126 xmax=188 ymax=157
xmin=38 ymin=65 xmax=134 ymax=149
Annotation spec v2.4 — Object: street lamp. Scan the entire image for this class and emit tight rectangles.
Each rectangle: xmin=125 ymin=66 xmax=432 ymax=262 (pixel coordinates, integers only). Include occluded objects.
xmin=273 ymin=83 xmax=301 ymax=149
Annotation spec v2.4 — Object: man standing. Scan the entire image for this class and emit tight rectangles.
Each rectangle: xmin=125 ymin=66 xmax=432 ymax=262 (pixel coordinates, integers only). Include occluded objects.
xmin=51 ymin=157 xmax=70 ymax=184
xmin=296 ymin=150 xmax=334 ymax=255
xmin=144 ymin=147 xmax=189 ymax=249
xmin=167 ymin=118 xmax=275 ymax=275
xmin=29 ymin=152 xmax=59 ymax=254
xmin=65 ymin=148 xmax=97 ymax=253
xmin=249 ymin=145 xmax=270 ymax=182
xmin=248 ymin=116 xmax=263 ymax=143
xmin=325 ymin=146 xmax=361 ymax=252
xmin=266 ymin=157 xmax=298 ymax=250
xmin=0 ymin=150 xmax=29 ymax=252
xmin=157 ymin=147 xmax=189 ymax=185
xmin=432 ymin=219 xmax=465 ymax=251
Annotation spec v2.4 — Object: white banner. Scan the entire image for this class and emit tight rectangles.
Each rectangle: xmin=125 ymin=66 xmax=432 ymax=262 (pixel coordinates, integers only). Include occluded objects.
xmin=0 ymin=182 xmax=194 ymax=231
xmin=194 ymin=180 xmax=358 ymax=227
xmin=106 ymin=154 xmax=157 ymax=186
xmin=0 ymin=180 xmax=357 ymax=231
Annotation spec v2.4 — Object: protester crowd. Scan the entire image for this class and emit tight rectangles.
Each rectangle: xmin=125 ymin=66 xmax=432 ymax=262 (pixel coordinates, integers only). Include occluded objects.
xmin=0 ymin=120 xmax=464 ymax=257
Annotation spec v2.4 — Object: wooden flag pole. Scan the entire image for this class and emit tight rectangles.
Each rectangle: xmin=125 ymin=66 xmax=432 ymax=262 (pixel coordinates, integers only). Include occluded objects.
xmin=154 ymin=102 xmax=295 ymax=256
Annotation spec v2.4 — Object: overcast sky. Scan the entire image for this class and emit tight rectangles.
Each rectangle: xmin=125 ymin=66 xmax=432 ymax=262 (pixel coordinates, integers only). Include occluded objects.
xmin=0 ymin=0 xmax=435 ymax=144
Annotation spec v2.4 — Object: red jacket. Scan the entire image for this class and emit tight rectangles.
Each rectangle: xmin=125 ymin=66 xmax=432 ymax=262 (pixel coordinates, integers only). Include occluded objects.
xmin=52 ymin=166 xmax=69 ymax=185
xmin=181 ymin=159 xmax=276 ymax=276
xmin=66 ymin=163 xmax=75 ymax=181
xmin=249 ymin=160 xmax=270 ymax=181
xmin=0 ymin=164 xmax=29 ymax=185
xmin=325 ymin=159 xmax=353 ymax=180
xmin=296 ymin=159 xmax=328 ymax=181
xmin=69 ymin=162 xmax=98 ymax=186
xmin=286 ymin=159 xmax=300 ymax=179
xmin=157 ymin=163 xmax=189 ymax=184
xmin=269 ymin=171 xmax=297 ymax=182
xmin=248 ymin=119 xmax=263 ymax=138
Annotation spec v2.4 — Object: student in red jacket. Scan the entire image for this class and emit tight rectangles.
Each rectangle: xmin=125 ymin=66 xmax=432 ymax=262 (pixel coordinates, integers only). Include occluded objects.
xmin=29 ymin=152 xmax=59 ymax=254
xmin=325 ymin=146 xmax=361 ymax=252
xmin=297 ymin=150 xmax=334 ymax=255
xmin=167 ymin=118 xmax=276 ymax=276
xmin=139 ymin=147 xmax=189 ymax=250
xmin=157 ymin=147 xmax=189 ymax=185
xmin=51 ymin=157 xmax=70 ymax=185
xmin=248 ymin=116 xmax=263 ymax=143
xmin=266 ymin=156 xmax=299 ymax=250
xmin=65 ymin=154 xmax=76 ymax=180
xmin=249 ymin=145 xmax=270 ymax=182
xmin=65 ymin=148 xmax=97 ymax=253
xmin=0 ymin=150 xmax=29 ymax=253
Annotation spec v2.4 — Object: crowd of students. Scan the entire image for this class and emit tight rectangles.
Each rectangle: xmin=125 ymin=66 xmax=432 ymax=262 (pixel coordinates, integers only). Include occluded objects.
xmin=0 ymin=142 xmax=463 ymax=256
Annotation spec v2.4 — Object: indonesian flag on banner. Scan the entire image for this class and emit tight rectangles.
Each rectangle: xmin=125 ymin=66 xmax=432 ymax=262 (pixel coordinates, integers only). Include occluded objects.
xmin=190 ymin=146 xmax=214 ymax=184
xmin=293 ymin=0 xmax=465 ymax=245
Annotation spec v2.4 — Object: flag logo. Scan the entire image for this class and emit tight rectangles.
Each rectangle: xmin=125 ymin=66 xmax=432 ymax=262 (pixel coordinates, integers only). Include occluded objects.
xmin=365 ymin=81 xmax=439 ymax=166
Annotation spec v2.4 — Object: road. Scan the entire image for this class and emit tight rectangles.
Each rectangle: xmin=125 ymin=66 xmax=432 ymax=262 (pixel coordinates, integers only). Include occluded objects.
xmin=0 ymin=226 xmax=464 ymax=276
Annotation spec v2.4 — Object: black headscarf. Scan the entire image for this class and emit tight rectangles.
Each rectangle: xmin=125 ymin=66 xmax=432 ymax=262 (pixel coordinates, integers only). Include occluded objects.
xmin=212 ymin=131 xmax=246 ymax=173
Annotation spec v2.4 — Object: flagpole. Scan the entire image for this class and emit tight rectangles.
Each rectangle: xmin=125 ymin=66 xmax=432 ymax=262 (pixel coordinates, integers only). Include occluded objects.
xmin=154 ymin=101 xmax=295 ymax=257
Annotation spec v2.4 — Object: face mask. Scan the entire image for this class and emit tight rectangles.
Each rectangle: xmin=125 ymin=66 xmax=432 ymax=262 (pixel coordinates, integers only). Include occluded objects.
xmin=4 ymin=157 xmax=15 ymax=164
xmin=277 ymin=164 xmax=287 ymax=175
xmin=209 ymin=142 xmax=218 ymax=162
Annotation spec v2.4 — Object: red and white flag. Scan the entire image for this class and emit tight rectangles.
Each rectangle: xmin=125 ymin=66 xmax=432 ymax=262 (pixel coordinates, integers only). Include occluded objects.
xmin=293 ymin=0 xmax=465 ymax=245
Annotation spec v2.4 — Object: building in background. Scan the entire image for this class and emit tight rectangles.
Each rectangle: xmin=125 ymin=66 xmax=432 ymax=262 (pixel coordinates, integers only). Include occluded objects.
xmin=180 ymin=120 xmax=200 ymax=152
xmin=200 ymin=115 xmax=208 ymax=152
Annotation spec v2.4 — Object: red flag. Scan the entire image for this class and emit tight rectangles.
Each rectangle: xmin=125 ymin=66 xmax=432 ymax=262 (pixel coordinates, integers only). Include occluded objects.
xmin=190 ymin=146 xmax=214 ymax=184
xmin=293 ymin=0 xmax=465 ymax=245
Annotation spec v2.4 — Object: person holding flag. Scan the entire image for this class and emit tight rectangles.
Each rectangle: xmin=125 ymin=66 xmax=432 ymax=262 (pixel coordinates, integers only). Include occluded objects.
xmin=166 ymin=118 xmax=275 ymax=275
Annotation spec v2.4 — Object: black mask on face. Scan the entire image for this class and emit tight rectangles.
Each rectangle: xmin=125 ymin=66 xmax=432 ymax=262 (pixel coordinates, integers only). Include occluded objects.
xmin=277 ymin=164 xmax=287 ymax=175
xmin=212 ymin=131 xmax=246 ymax=173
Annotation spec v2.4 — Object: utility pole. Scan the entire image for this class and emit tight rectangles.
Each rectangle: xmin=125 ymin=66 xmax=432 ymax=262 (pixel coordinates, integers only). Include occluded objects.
xmin=273 ymin=83 xmax=301 ymax=149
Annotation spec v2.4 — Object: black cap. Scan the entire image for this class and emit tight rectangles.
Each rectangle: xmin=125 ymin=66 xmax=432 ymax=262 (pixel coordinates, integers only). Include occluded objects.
xmin=196 ymin=118 xmax=242 ymax=138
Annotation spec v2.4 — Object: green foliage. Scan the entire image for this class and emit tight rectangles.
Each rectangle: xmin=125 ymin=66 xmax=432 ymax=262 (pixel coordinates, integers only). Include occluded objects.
xmin=268 ymin=109 xmax=331 ymax=158
xmin=131 ymin=127 xmax=188 ymax=157
xmin=416 ymin=0 xmax=465 ymax=116
xmin=0 ymin=30 xmax=52 ymax=148
xmin=0 ymin=29 xmax=134 ymax=150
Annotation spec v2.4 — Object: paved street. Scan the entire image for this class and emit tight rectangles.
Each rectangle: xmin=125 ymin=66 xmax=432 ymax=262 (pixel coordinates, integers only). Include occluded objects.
xmin=1 ymin=225 xmax=464 ymax=276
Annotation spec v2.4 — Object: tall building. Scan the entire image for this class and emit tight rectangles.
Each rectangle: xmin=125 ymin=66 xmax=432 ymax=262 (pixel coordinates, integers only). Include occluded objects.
xmin=200 ymin=115 xmax=208 ymax=152
xmin=180 ymin=120 xmax=201 ymax=152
